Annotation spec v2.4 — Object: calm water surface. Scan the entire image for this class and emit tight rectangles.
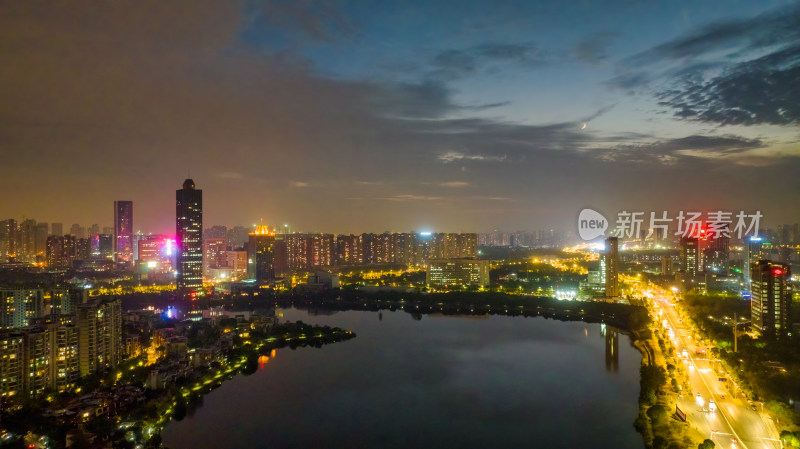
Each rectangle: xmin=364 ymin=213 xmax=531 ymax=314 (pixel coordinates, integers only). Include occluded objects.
xmin=162 ymin=308 xmax=642 ymax=449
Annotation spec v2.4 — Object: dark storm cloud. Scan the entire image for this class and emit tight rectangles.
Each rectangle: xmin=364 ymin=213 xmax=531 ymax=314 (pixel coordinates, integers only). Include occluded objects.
xmin=656 ymin=45 xmax=800 ymax=126
xmin=430 ymin=42 xmax=542 ymax=80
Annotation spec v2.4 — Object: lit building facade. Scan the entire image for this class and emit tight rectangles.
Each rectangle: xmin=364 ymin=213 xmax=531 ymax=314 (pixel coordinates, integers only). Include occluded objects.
xmin=77 ymin=297 xmax=122 ymax=376
xmin=114 ymin=200 xmax=134 ymax=267
xmin=1 ymin=289 xmax=45 ymax=330
xmin=0 ymin=324 xmax=80 ymax=398
xmin=176 ymin=179 xmax=203 ymax=295
xmin=680 ymin=237 xmax=700 ymax=277
xmin=751 ymin=260 xmax=792 ymax=339
xmin=426 ymin=259 xmax=489 ymax=287
xmin=203 ymin=238 xmax=227 ymax=276
xmin=603 ymin=237 xmax=619 ymax=297
xmin=46 ymin=235 xmax=76 ymax=268
xmin=247 ymin=225 xmax=276 ymax=283
xmin=743 ymin=236 xmax=765 ymax=292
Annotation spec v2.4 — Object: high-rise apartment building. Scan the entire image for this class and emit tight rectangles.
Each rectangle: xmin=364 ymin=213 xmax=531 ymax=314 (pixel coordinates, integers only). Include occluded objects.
xmin=203 ymin=238 xmax=227 ymax=275
xmin=50 ymin=222 xmax=63 ymax=237
xmin=0 ymin=219 xmax=18 ymax=262
xmin=46 ymin=235 xmax=76 ymax=268
xmin=0 ymin=289 xmax=45 ymax=330
xmin=751 ymin=260 xmax=792 ymax=339
xmin=604 ymin=237 xmax=619 ymax=297
xmin=176 ymin=179 xmax=203 ymax=295
xmin=114 ymin=200 xmax=134 ymax=267
xmin=76 ymin=297 xmax=122 ymax=376
xmin=69 ymin=224 xmax=86 ymax=239
xmin=680 ymin=237 xmax=700 ymax=277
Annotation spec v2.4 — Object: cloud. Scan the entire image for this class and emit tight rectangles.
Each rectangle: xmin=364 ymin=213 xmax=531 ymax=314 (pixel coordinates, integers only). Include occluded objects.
xmin=625 ymin=3 xmax=800 ymax=66
xmin=656 ymin=45 xmax=800 ymax=126
xmin=430 ymin=41 xmax=542 ymax=80
xmin=439 ymin=181 xmax=469 ymax=188
xmin=573 ymin=32 xmax=618 ymax=65
xmin=380 ymin=195 xmax=443 ymax=202
xmin=438 ymin=152 xmax=508 ymax=163
xmin=595 ymin=134 xmax=766 ymax=165
xmin=291 ymin=181 xmax=310 ymax=188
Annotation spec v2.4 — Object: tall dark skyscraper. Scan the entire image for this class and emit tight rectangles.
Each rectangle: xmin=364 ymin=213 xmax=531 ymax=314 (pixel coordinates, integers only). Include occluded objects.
xmin=743 ymin=236 xmax=764 ymax=292
xmin=751 ymin=260 xmax=791 ymax=339
xmin=603 ymin=237 xmax=619 ymax=297
xmin=247 ymin=224 xmax=276 ymax=284
xmin=114 ymin=200 xmax=133 ymax=267
xmin=680 ymin=237 xmax=699 ymax=277
xmin=176 ymin=179 xmax=203 ymax=295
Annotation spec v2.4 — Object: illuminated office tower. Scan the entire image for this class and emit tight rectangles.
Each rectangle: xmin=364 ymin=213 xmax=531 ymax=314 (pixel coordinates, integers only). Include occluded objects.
xmin=426 ymin=259 xmax=490 ymax=287
xmin=702 ymin=226 xmax=729 ymax=275
xmin=247 ymin=224 xmax=276 ymax=283
xmin=176 ymin=179 xmax=203 ymax=295
xmin=680 ymin=237 xmax=699 ymax=277
xmin=751 ymin=261 xmax=791 ymax=339
xmin=114 ymin=200 xmax=134 ymax=267
xmin=743 ymin=236 xmax=764 ymax=291
xmin=603 ymin=237 xmax=619 ymax=297
xmin=97 ymin=234 xmax=114 ymax=259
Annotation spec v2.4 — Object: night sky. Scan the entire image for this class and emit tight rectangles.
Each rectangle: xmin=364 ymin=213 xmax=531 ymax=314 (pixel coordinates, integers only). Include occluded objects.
xmin=1 ymin=1 xmax=799 ymax=234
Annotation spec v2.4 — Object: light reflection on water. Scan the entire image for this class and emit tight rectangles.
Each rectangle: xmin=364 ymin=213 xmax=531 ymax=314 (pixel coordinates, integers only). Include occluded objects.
xmin=163 ymin=308 xmax=642 ymax=449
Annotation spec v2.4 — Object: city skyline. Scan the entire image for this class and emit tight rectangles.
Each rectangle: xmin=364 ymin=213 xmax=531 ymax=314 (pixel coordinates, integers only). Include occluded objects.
xmin=2 ymin=1 xmax=800 ymax=233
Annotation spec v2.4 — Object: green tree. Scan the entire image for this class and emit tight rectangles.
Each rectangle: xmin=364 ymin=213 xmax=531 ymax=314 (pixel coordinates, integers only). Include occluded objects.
xmin=698 ymin=438 xmax=715 ymax=449
xmin=646 ymin=404 xmax=669 ymax=423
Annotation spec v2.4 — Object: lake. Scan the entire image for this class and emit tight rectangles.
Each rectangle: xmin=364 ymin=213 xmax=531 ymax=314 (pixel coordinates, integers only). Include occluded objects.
xmin=162 ymin=308 xmax=643 ymax=449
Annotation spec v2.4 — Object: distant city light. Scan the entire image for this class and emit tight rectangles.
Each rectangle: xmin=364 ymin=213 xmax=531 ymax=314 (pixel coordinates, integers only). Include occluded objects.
xmin=419 ymin=231 xmax=432 ymax=236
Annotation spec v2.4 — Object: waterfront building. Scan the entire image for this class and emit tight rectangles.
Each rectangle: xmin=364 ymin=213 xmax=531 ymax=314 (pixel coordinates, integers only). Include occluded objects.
xmin=247 ymin=224 xmax=276 ymax=284
xmin=176 ymin=179 xmax=203 ymax=295
xmin=603 ymin=237 xmax=619 ymax=297
xmin=426 ymin=259 xmax=489 ymax=287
